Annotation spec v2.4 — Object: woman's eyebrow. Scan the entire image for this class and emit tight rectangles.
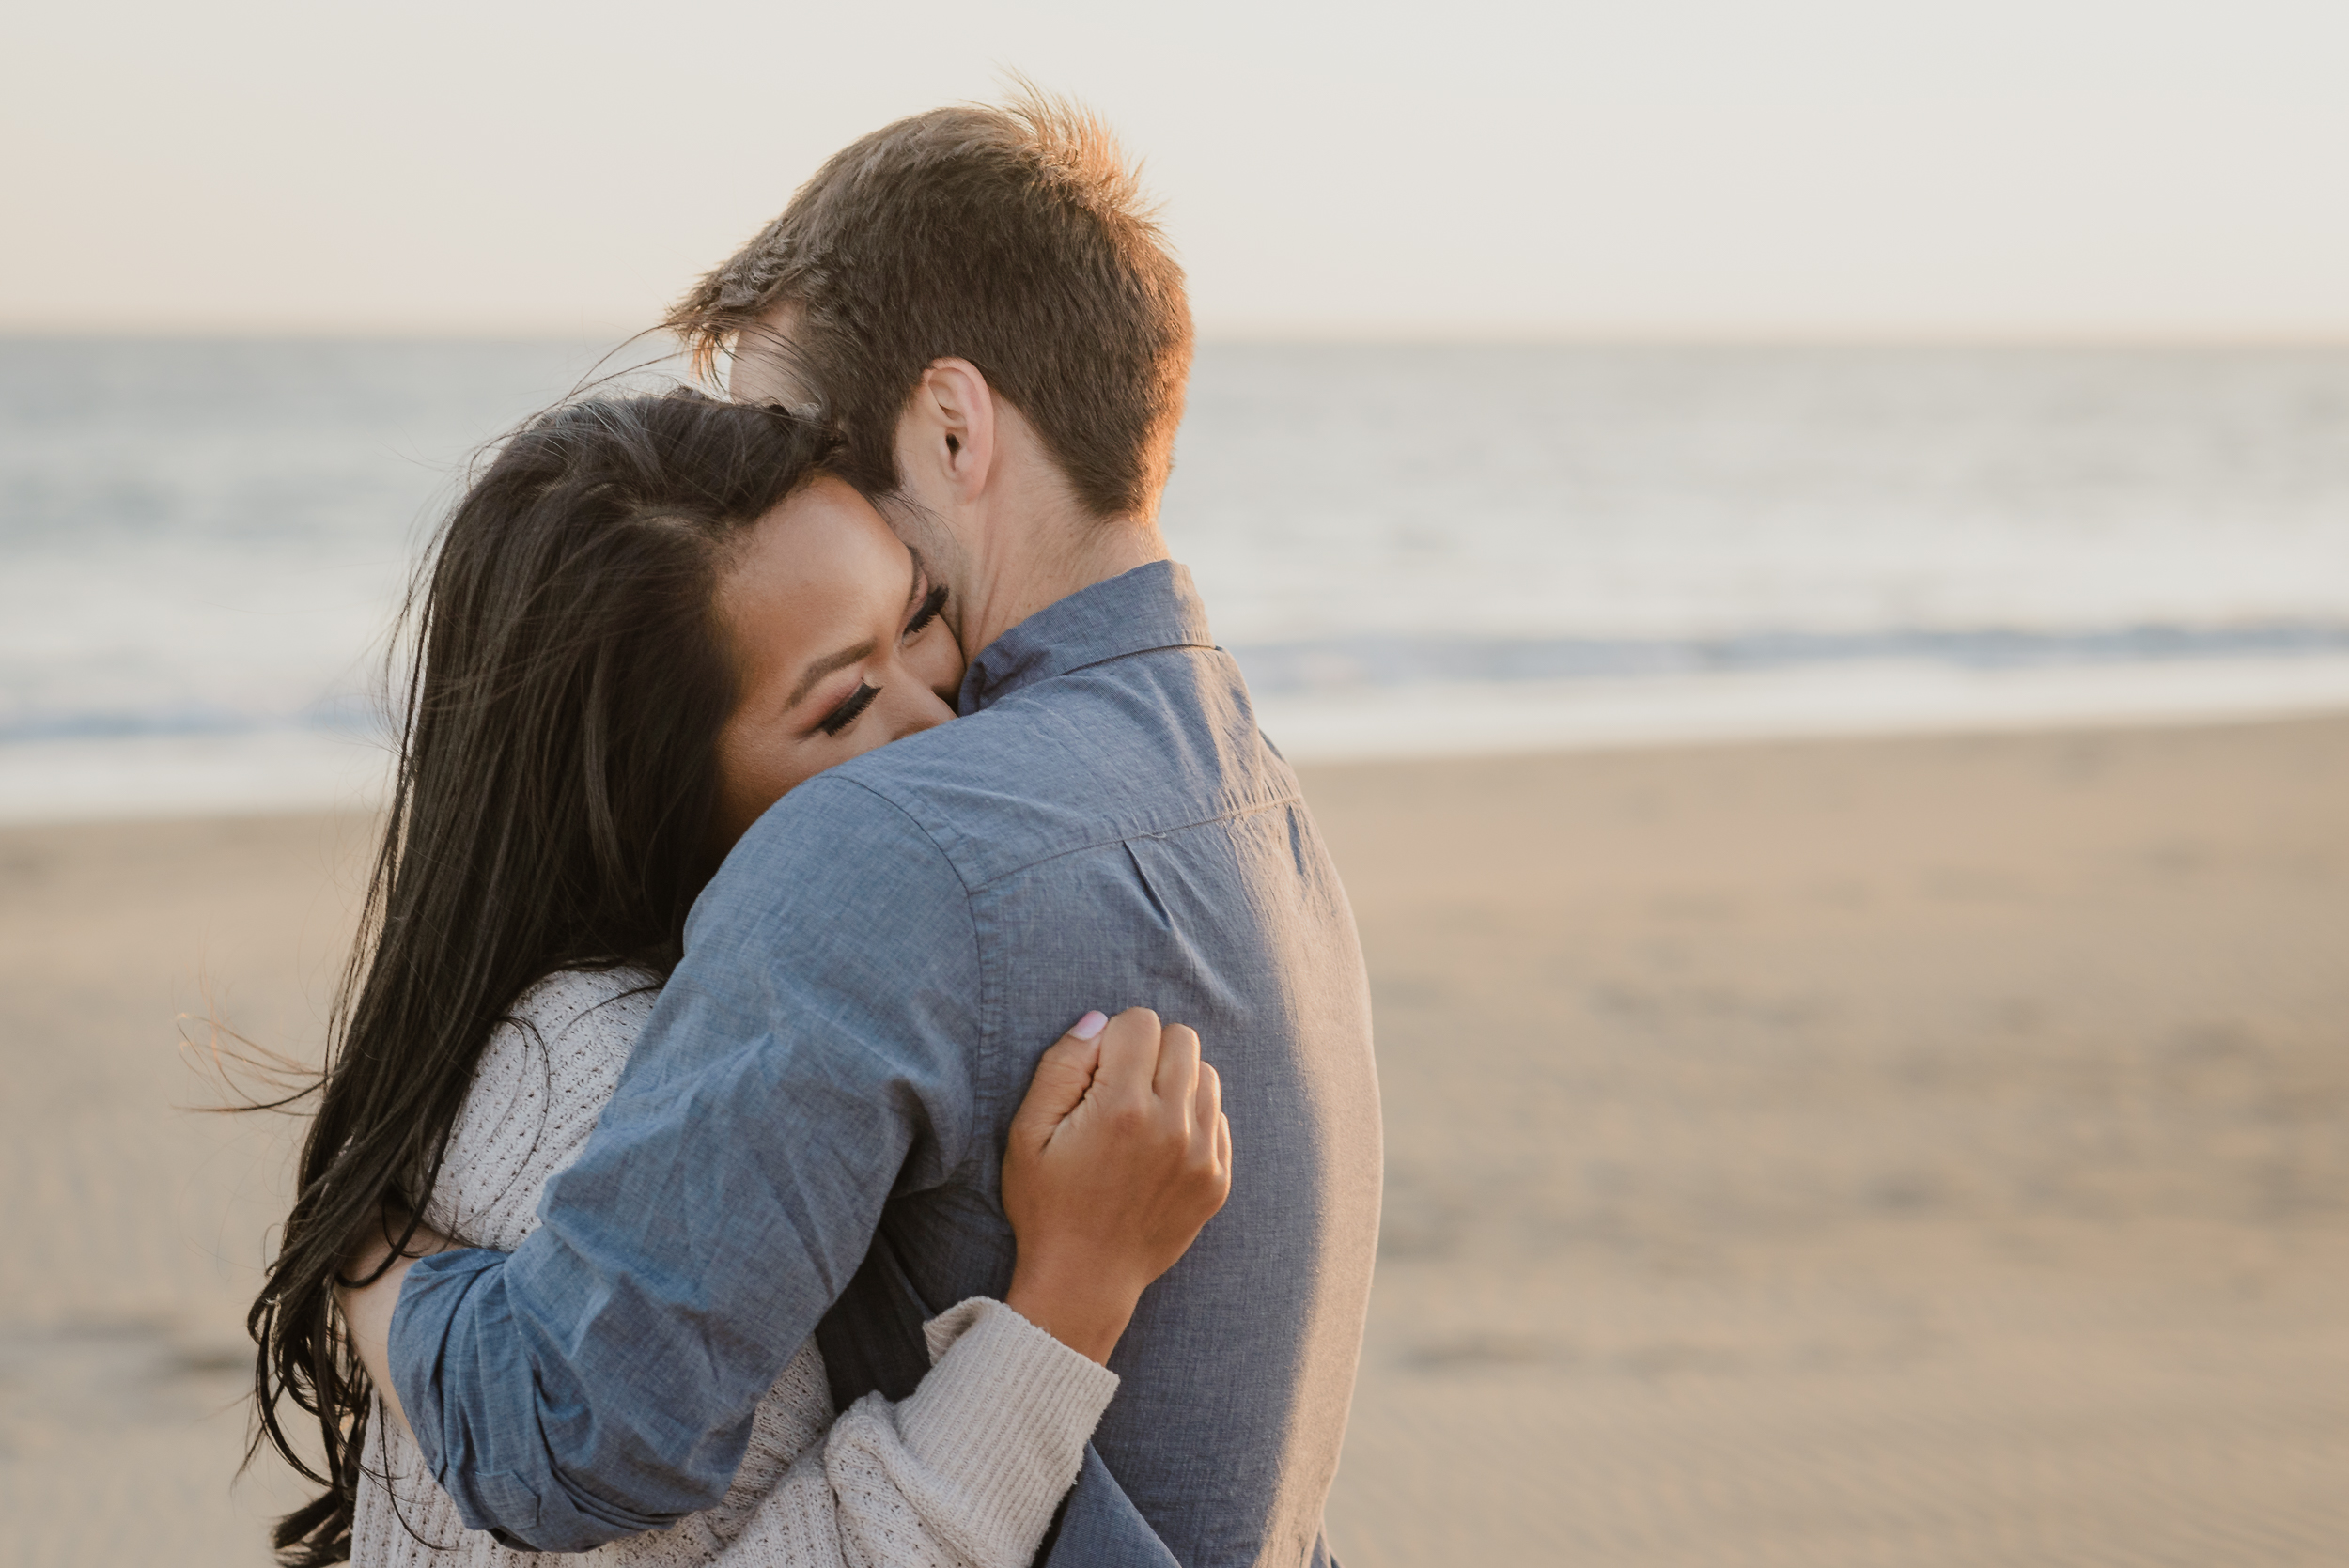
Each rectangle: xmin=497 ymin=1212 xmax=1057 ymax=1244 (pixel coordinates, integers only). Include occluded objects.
xmin=787 ymin=640 xmax=876 ymax=709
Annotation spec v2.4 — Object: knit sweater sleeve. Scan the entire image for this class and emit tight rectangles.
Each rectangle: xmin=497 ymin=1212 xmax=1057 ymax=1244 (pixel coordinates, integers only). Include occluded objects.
xmin=350 ymin=969 xmax=1118 ymax=1568
xmin=706 ymin=1299 xmax=1118 ymax=1568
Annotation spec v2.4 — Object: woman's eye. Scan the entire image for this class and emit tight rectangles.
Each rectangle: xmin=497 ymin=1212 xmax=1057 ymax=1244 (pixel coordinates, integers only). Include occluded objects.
xmin=817 ymin=681 xmax=880 ymax=737
xmin=903 ymin=584 xmax=948 ymax=641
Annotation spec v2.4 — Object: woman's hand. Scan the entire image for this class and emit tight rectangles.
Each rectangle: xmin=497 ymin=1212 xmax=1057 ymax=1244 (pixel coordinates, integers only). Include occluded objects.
xmin=999 ymin=1007 xmax=1234 ymax=1364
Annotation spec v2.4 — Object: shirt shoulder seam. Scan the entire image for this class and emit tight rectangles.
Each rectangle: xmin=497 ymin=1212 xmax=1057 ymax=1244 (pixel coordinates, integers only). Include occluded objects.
xmin=818 ymin=773 xmax=980 ymax=901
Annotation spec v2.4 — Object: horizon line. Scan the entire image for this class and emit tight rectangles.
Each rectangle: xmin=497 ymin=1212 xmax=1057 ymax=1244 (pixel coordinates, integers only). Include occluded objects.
xmin=12 ymin=324 xmax=2349 ymax=351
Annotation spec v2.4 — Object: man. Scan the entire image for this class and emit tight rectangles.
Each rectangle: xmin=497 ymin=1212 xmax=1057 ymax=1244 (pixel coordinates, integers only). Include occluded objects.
xmin=371 ymin=92 xmax=1381 ymax=1566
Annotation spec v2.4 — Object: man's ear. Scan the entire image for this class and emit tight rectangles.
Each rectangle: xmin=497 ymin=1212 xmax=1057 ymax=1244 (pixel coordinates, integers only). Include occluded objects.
xmin=903 ymin=358 xmax=997 ymax=503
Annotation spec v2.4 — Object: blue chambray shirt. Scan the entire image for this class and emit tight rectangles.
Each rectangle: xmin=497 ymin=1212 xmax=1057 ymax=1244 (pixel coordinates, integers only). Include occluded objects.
xmin=390 ymin=563 xmax=1383 ymax=1567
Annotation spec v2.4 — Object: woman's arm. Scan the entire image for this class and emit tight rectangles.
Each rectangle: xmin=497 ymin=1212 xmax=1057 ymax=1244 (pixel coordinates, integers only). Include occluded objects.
xmin=340 ymin=1209 xmax=451 ymax=1446
xmin=698 ymin=1007 xmax=1229 ymax=1568
xmin=338 ymin=1004 xmax=1229 ymax=1568
xmin=702 ymin=1300 xmax=1113 ymax=1568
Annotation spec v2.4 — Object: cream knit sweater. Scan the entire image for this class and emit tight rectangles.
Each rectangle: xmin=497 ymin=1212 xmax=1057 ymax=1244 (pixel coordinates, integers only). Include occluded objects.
xmin=350 ymin=968 xmax=1118 ymax=1568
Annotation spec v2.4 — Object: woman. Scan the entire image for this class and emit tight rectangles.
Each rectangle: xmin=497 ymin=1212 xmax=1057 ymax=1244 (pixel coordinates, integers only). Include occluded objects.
xmin=248 ymin=389 xmax=1231 ymax=1566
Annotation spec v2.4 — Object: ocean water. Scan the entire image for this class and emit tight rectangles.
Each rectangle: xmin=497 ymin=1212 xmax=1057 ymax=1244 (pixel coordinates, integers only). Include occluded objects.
xmin=5 ymin=339 xmax=2349 ymax=820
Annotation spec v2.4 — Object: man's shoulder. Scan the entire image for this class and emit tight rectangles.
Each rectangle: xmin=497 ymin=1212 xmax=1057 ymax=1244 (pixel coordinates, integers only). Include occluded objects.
xmin=688 ymin=759 xmax=977 ymax=959
xmin=810 ymin=663 xmax=1301 ymax=893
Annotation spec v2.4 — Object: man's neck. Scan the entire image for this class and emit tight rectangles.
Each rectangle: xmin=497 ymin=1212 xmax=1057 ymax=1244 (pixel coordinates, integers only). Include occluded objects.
xmin=945 ymin=495 xmax=1170 ymax=662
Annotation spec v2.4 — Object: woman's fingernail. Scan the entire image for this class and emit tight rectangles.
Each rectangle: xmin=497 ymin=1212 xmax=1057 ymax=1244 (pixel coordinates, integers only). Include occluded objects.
xmin=1071 ymin=1010 xmax=1109 ymax=1040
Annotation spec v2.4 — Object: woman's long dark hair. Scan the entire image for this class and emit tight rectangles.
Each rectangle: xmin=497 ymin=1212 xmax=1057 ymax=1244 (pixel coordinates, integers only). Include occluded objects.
xmin=248 ymin=389 xmax=834 ymax=1564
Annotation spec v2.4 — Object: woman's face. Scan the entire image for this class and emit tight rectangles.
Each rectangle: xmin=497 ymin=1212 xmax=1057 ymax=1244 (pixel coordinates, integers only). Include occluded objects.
xmin=709 ymin=476 xmax=964 ymax=849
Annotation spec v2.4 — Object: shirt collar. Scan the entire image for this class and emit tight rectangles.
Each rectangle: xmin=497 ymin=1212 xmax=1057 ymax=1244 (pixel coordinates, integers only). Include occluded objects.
xmin=958 ymin=560 xmax=1216 ymax=715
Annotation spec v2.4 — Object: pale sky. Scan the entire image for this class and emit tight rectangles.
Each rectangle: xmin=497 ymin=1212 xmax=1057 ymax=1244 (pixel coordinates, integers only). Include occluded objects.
xmin=6 ymin=0 xmax=2347 ymax=339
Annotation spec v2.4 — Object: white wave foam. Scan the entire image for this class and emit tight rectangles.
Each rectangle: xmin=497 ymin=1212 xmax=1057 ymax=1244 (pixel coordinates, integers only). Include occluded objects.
xmin=0 ymin=729 xmax=392 ymax=826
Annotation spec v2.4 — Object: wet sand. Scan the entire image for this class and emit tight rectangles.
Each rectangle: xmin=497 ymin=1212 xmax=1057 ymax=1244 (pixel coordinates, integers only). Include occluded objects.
xmin=4 ymin=717 xmax=2346 ymax=1565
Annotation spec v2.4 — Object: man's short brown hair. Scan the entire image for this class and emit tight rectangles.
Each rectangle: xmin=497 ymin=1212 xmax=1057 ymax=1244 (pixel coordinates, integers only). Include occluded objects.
xmin=669 ymin=90 xmax=1192 ymax=521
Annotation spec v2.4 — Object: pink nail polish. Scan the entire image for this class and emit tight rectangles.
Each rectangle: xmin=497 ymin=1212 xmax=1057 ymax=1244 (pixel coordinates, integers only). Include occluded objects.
xmin=1071 ymin=1010 xmax=1109 ymax=1040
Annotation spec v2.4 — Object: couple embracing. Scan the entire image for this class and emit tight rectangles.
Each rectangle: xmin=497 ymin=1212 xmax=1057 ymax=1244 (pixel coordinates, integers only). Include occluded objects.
xmin=251 ymin=92 xmax=1382 ymax=1568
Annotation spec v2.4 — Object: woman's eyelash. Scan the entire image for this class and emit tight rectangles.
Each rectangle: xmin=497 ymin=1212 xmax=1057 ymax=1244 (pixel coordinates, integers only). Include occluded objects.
xmin=818 ymin=681 xmax=880 ymax=737
xmin=904 ymin=584 xmax=948 ymax=640
xmin=815 ymin=586 xmax=942 ymax=738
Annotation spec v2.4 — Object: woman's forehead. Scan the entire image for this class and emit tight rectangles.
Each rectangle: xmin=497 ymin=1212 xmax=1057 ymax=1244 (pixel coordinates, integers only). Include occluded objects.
xmin=744 ymin=478 xmax=903 ymax=582
xmin=720 ymin=482 xmax=910 ymax=663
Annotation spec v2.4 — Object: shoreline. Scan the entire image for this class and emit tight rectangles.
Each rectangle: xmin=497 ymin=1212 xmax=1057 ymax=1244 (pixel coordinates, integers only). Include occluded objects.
xmin=8 ymin=659 xmax=2349 ymax=826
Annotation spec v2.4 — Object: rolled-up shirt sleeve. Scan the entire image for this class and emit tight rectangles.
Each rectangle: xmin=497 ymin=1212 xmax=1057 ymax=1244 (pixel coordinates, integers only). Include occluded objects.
xmin=389 ymin=777 xmax=985 ymax=1551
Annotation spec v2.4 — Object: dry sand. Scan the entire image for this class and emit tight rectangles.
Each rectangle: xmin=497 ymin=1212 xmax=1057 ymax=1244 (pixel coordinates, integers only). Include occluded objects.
xmin=4 ymin=717 xmax=2345 ymax=1566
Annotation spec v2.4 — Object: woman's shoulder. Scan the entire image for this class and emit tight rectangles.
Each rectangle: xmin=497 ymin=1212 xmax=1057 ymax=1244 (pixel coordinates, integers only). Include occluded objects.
xmin=480 ymin=962 xmax=663 ymax=1104
xmin=507 ymin=963 xmax=664 ymax=1040
xmin=425 ymin=964 xmax=664 ymax=1244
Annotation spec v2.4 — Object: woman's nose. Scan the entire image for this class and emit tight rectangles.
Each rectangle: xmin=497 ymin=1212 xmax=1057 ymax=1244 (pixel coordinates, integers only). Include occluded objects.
xmin=888 ymin=679 xmax=957 ymax=737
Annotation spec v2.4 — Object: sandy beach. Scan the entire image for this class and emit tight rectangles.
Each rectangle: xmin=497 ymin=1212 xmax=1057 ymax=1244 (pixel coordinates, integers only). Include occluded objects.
xmin=4 ymin=716 xmax=2345 ymax=1566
